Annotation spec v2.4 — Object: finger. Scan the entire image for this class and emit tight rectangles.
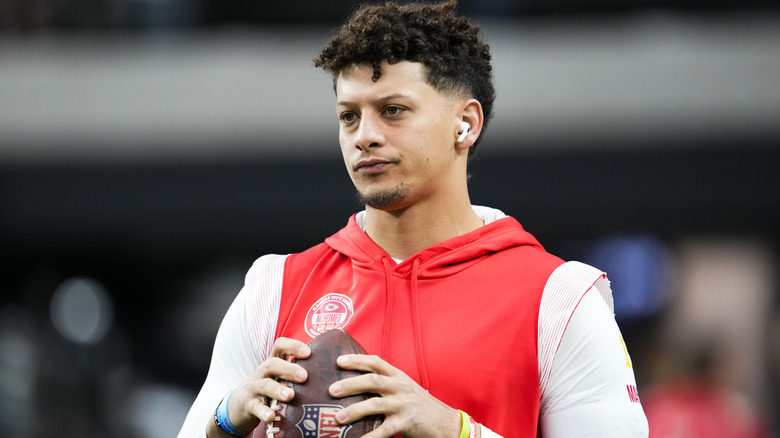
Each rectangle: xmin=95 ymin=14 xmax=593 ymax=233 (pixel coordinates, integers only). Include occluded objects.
xmin=333 ymin=395 xmax=394 ymax=426
xmin=271 ymin=337 xmax=311 ymax=360
xmin=250 ymin=375 xmax=296 ymax=401
xmin=244 ymin=393 xmax=281 ymax=424
xmin=232 ymin=356 xmax=308 ymax=426
xmin=229 ymin=379 xmax=293 ymax=430
xmin=227 ymin=343 xmax=312 ymax=432
xmin=360 ymin=417 xmax=405 ymax=438
xmin=260 ymin=356 xmax=308 ymax=384
xmin=330 ymin=371 xmax=402 ymax=400
xmin=337 ymin=354 xmax=397 ymax=375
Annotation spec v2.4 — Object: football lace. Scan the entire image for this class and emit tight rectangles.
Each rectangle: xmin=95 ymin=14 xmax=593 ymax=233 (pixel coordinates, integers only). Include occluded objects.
xmin=265 ymin=398 xmax=282 ymax=438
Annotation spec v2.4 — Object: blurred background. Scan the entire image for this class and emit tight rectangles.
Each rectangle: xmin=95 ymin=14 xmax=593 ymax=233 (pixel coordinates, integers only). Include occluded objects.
xmin=1 ymin=0 xmax=779 ymax=436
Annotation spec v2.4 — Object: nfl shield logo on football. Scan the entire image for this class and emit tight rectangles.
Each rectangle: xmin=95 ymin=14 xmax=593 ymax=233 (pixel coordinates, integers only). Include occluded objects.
xmin=296 ymin=404 xmax=351 ymax=438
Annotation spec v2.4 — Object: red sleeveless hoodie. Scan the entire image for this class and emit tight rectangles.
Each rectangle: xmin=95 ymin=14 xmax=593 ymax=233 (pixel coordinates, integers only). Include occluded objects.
xmin=273 ymin=214 xmax=563 ymax=437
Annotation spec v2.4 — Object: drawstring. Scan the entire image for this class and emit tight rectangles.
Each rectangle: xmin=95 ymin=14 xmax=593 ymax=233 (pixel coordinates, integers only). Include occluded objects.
xmin=410 ymin=258 xmax=430 ymax=390
xmin=380 ymin=256 xmax=430 ymax=390
xmin=381 ymin=257 xmax=395 ymax=360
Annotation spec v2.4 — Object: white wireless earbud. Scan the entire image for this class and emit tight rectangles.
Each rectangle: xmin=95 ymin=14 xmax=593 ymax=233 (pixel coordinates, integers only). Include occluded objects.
xmin=457 ymin=121 xmax=471 ymax=143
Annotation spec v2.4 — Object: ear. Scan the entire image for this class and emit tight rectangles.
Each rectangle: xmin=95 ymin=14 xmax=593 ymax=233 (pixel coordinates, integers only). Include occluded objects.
xmin=455 ymin=98 xmax=484 ymax=151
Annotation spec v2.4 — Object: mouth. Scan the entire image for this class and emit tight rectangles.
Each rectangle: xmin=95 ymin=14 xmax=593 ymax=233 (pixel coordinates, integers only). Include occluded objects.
xmin=354 ymin=157 xmax=395 ymax=174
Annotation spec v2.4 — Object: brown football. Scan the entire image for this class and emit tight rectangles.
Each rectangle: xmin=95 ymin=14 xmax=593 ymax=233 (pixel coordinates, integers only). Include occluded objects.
xmin=260 ymin=330 xmax=383 ymax=438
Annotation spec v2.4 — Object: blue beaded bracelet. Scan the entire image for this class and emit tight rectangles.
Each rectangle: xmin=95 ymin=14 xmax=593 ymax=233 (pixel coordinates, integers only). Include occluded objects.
xmin=214 ymin=390 xmax=250 ymax=437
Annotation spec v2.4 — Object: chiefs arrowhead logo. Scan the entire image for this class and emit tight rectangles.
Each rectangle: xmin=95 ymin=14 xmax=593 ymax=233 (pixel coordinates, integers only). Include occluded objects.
xmin=304 ymin=294 xmax=355 ymax=338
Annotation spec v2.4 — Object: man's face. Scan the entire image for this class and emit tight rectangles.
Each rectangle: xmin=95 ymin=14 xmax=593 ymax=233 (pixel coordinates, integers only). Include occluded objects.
xmin=335 ymin=61 xmax=463 ymax=211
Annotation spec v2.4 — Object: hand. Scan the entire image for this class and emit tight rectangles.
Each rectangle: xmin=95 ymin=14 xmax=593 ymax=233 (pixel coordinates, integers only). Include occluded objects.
xmin=328 ymin=354 xmax=462 ymax=438
xmin=209 ymin=338 xmax=311 ymax=437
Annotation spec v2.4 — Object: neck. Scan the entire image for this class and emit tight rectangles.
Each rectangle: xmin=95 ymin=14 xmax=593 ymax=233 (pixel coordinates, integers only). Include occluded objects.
xmin=363 ymin=198 xmax=484 ymax=260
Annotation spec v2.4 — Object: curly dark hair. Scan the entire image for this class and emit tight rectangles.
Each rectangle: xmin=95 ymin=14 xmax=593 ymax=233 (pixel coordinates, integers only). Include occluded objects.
xmin=314 ymin=0 xmax=495 ymax=155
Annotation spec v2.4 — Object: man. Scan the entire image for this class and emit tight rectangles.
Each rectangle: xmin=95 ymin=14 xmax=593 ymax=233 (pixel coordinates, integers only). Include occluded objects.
xmin=179 ymin=1 xmax=649 ymax=437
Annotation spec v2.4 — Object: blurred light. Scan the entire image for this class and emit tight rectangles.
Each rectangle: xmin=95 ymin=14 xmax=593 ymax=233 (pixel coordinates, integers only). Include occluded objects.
xmin=50 ymin=277 xmax=114 ymax=345
xmin=127 ymin=383 xmax=195 ymax=438
xmin=0 ymin=306 xmax=37 ymax=434
xmin=565 ymin=235 xmax=674 ymax=319
xmin=0 ymin=306 xmax=35 ymax=368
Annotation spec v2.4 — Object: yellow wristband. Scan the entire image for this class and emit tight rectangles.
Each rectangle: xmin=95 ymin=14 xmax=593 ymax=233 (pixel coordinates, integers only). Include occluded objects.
xmin=458 ymin=410 xmax=471 ymax=438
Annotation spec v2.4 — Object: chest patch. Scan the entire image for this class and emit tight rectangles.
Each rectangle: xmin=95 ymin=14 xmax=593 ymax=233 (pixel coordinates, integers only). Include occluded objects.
xmin=305 ymin=293 xmax=355 ymax=338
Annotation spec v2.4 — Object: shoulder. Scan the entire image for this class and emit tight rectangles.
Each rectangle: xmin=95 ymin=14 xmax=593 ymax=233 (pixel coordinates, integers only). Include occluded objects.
xmin=542 ymin=261 xmax=614 ymax=313
xmin=243 ymin=243 xmax=343 ymax=308
xmin=240 ymin=254 xmax=291 ymax=330
xmin=244 ymin=253 xmax=291 ymax=287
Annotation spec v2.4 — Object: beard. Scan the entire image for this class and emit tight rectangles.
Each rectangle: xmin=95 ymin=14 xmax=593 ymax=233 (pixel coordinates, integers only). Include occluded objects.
xmin=355 ymin=185 xmax=409 ymax=210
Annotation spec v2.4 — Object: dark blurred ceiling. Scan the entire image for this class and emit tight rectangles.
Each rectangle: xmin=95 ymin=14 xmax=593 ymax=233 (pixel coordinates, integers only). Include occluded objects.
xmin=3 ymin=0 xmax=779 ymax=30
xmin=200 ymin=0 xmax=780 ymax=25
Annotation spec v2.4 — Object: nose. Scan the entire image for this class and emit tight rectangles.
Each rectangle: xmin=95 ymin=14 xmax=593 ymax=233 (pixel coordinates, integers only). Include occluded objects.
xmin=354 ymin=113 xmax=383 ymax=151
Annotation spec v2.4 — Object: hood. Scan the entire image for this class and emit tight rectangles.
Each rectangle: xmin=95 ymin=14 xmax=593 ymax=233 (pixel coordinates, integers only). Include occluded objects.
xmin=324 ymin=207 xmax=544 ymax=279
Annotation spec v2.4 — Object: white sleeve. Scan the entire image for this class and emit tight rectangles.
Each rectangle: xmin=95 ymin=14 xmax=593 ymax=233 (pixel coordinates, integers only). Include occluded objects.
xmin=177 ymin=254 xmax=287 ymax=438
xmin=479 ymin=424 xmax=503 ymax=438
xmin=538 ymin=263 xmax=648 ymax=437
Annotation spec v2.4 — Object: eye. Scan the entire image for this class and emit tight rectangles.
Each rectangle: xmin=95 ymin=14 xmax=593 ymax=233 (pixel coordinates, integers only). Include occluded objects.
xmin=384 ymin=106 xmax=405 ymax=117
xmin=339 ymin=112 xmax=358 ymax=124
